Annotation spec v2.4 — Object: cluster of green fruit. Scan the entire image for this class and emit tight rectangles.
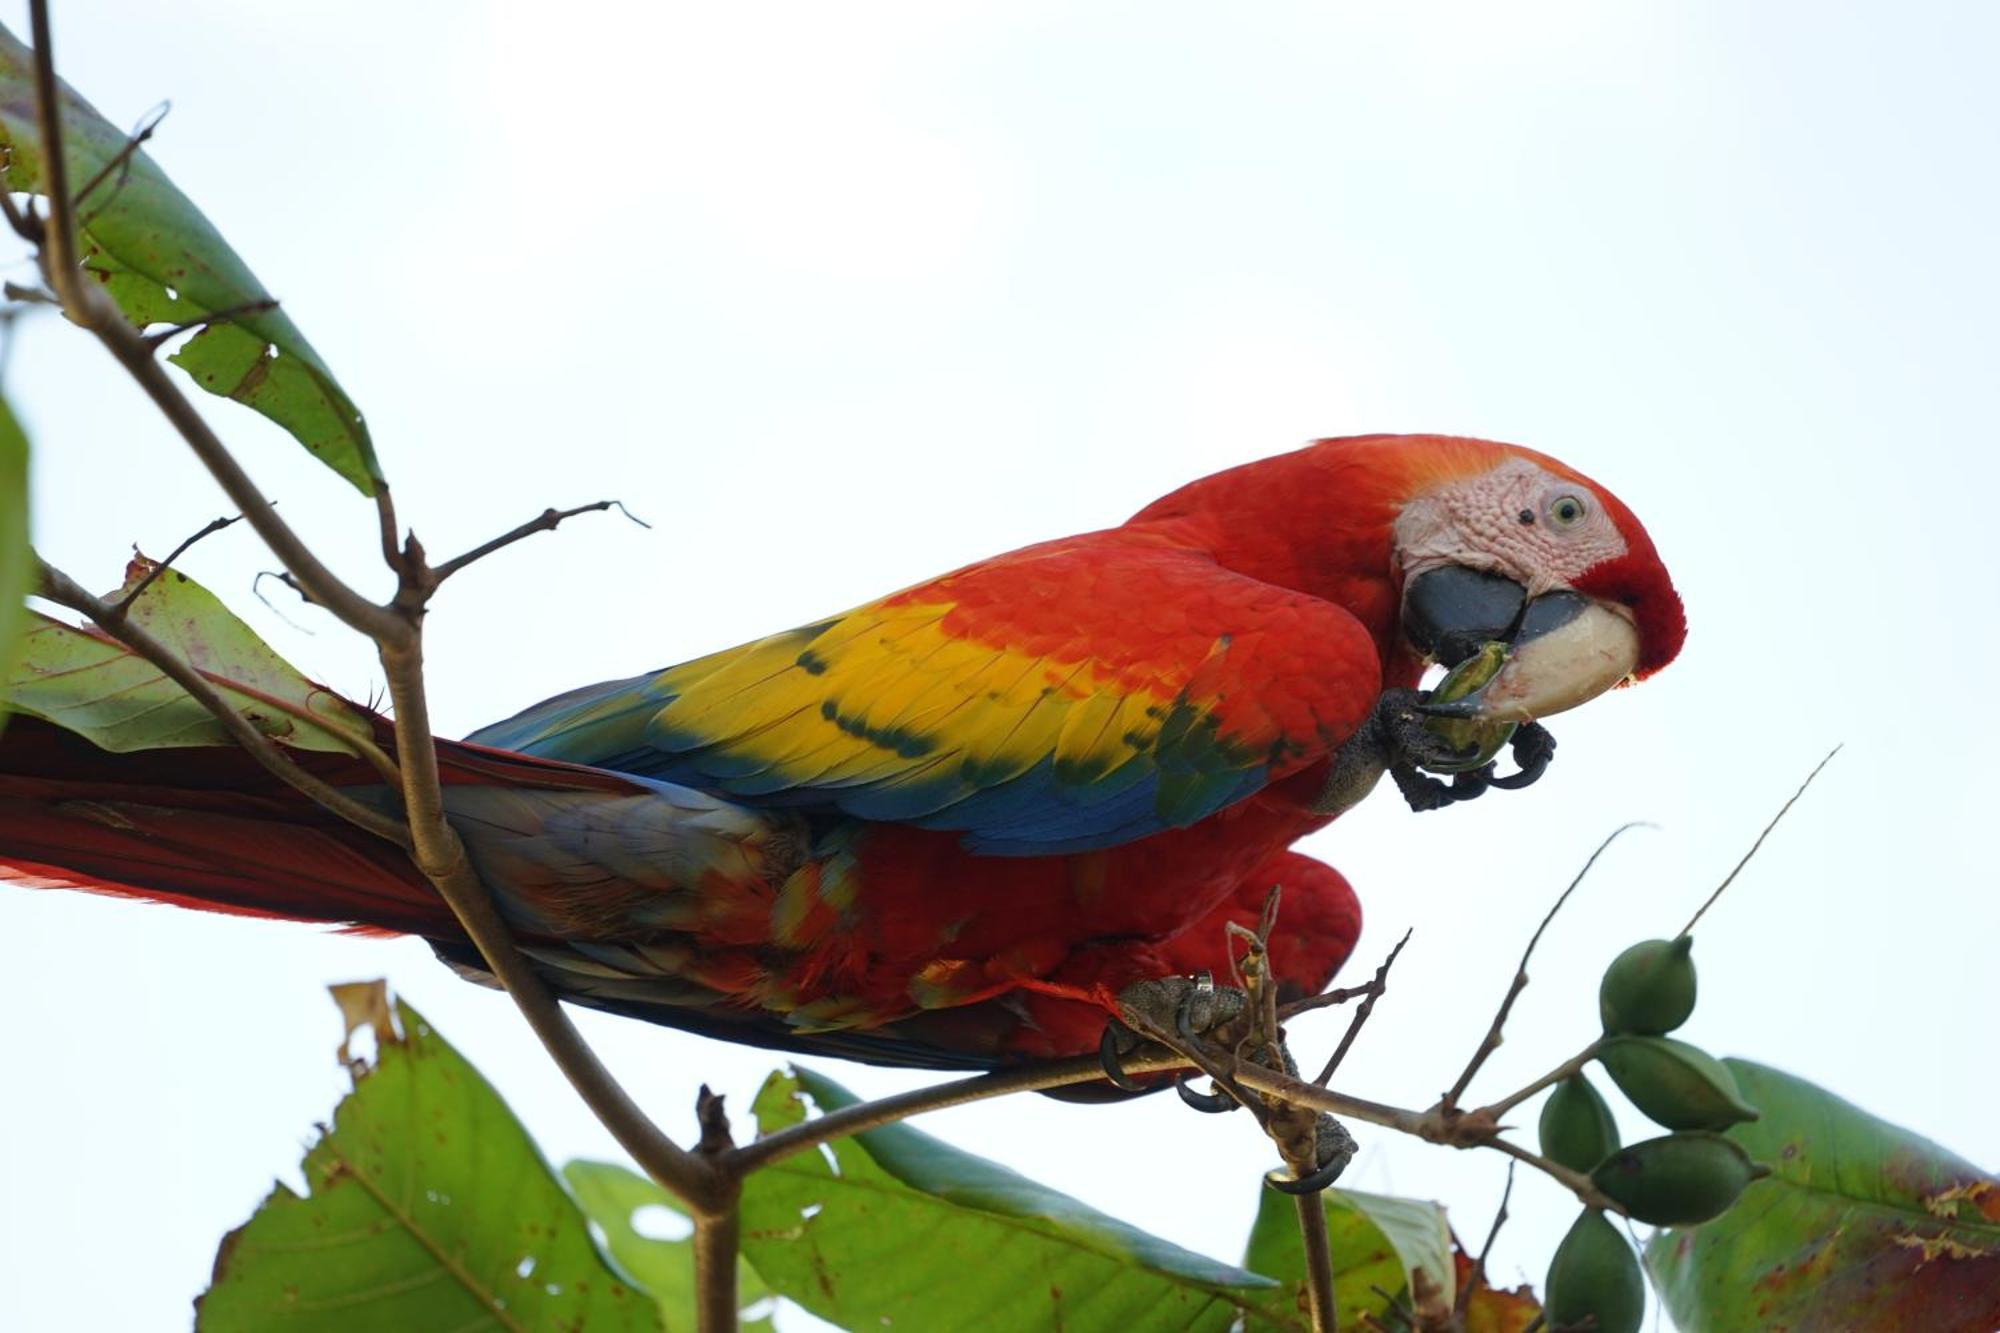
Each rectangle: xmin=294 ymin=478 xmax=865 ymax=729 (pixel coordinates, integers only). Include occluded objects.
xmin=1540 ymin=936 xmax=1770 ymax=1333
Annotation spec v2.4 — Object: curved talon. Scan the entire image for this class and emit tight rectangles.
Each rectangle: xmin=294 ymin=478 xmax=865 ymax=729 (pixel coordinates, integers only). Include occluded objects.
xmin=1390 ymin=761 xmax=1495 ymax=812
xmin=1174 ymin=1072 xmax=1238 ymax=1114
xmin=1175 ymin=972 xmax=1217 ymax=1042
xmin=1265 ymin=1156 xmax=1348 ymax=1195
xmin=1266 ymin=1115 xmax=1358 ymax=1194
xmin=1487 ymin=720 xmax=1556 ymax=790
xmin=1097 ymin=1025 xmax=1148 ymax=1092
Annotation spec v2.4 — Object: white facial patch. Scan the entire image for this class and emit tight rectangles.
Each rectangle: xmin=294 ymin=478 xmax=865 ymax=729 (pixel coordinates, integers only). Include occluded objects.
xmin=1392 ymin=457 xmax=1629 ymax=597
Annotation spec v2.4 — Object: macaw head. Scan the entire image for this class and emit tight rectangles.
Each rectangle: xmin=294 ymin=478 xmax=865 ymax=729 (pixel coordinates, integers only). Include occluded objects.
xmin=1385 ymin=440 xmax=1685 ymax=722
xmin=1131 ymin=433 xmax=1685 ymax=724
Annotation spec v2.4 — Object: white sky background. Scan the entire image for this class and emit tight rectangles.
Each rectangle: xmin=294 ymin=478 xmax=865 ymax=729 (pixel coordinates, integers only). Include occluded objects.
xmin=3 ymin=1 xmax=1996 ymax=1328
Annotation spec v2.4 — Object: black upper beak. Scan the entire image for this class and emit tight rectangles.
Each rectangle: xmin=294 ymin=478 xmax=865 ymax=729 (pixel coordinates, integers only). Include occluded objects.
xmin=1400 ymin=566 xmax=1528 ymax=668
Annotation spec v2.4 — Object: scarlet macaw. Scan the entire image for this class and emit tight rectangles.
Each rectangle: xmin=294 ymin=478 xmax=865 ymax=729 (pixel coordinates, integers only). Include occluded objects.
xmin=0 ymin=434 xmax=1682 ymax=1075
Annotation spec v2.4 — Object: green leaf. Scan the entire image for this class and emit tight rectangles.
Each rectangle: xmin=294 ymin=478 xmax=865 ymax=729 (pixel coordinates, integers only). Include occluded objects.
xmin=0 ymin=23 xmax=378 ymax=492
xmin=563 ymin=1160 xmax=775 ymax=1331
xmin=1241 ymin=1179 xmax=1455 ymax=1327
xmin=197 ymin=983 xmax=661 ymax=1332
xmin=0 ymin=394 xmax=28 ymax=730
xmin=739 ymin=1066 xmax=1288 ymax=1332
xmin=4 ymin=556 xmax=372 ymax=754
xmin=1645 ymin=1059 xmax=2000 ymax=1331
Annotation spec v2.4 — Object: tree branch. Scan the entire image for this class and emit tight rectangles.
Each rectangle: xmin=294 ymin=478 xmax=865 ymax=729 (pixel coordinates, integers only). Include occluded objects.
xmin=1291 ymin=1186 xmax=1338 ymax=1333
xmin=374 ymin=621 xmax=727 ymax=1214
xmin=22 ymin=0 xmax=398 ymax=643
xmin=692 ymin=1087 xmax=742 ymax=1329
xmin=21 ymin=5 xmax=723 ymax=1222
xmin=25 ymin=0 xmax=76 ymax=291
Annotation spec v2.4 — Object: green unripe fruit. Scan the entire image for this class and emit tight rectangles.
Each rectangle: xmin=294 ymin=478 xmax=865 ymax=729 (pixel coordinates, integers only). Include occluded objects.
xmin=1600 ymin=935 xmax=1697 ymax=1034
xmin=1544 ymin=1208 xmax=1645 ymax=1333
xmin=1539 ymin=1075 xmax=1622 ymax=1173
xmin=1590 ymin=1132 xmax=1769 ymax=1226
xmin=1420 ymin=641 xmax=1517 ymax=773
xmin=1598 ymin=1036 xmax=1759 ymax=1131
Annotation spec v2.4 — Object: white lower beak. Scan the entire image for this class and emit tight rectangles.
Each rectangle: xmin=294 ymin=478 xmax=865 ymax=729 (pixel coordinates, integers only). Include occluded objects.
xmin=1468 ymin=600 xmax=1641 ymax=722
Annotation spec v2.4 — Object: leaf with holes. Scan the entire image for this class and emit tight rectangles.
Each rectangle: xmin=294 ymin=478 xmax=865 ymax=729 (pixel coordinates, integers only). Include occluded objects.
xmin=0 ymin=394 xmax=28 ymax=731
xmin=740 ymin=1067 xmax=1290 ymax=1332
xmin=196 ymin=983 xmax=659 ymax=1332
xmin=0 ymin=23 xmax=377 ymax=491
xmin=1645 ymin=1060 xmax=2000 ymax=1331
xmin=1241 ymin=1177 xmax=1458 ymax=1327
xmin=564 ymin=1160 xmax=776 ymax=1331
xmin=5 ymin=556 xmax=372 ymax=754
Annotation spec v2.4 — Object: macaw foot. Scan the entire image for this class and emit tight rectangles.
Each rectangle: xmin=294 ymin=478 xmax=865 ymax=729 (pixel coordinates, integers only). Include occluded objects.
xmin=1387 ymin=706 xmax=1558 ymax=813
xmin=1098 ymin=977 xmax=1358 ymax=1194
xmin=1096 ymin=973 xmax=1249 ymax=1092
xmin=1319 ymin=687 xmax=1557 ymax=817
xmin=1266 ymin=1115 xmax=1359 ymax=1194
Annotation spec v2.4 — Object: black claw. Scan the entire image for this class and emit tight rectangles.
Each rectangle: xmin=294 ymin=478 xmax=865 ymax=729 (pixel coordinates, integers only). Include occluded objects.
xmin=1267 ymin=1115 xmax=1358 ymax=1193
xmin=1266 ymin=1156 xmax=1348 ymax=1195
xmin=1487 ymin=721 xmax=1556 ymax=790
xmin=1174 ymin=973 xmax=1216 ymax=1042
xmin=1390 ymin=761 xmax=1496 ymax=813
xmin=1097 ymin=1025 xmax=1148 ymax=1092
xmin=1174 ymin=1072 xmax=1238 ymax=1114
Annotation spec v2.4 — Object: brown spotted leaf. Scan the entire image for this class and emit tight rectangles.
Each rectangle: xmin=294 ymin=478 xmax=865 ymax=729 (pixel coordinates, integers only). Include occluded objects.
xmin=1646 ymin=1059 xmax=2000 ymax=1331
xmin=0 ymin=23 xmax=377 ymax=491
xmin=4 ymin=556 xmax=371 ymax=755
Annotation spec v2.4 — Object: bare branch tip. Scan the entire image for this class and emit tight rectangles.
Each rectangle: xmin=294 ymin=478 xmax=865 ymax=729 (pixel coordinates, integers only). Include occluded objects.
xmin=1681 ymin=744 xmax=1841 ymax=937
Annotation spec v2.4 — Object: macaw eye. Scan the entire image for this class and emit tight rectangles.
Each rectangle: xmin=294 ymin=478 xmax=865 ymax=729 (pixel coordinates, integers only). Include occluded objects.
xmin=1547 ymin=493 xmax=1588 ymax=527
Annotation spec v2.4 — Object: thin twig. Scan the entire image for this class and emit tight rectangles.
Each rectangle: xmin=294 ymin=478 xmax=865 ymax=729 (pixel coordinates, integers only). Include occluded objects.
xmin=1313 ymin=928 xmax=1411 ymax=1086
xmin=1441 ymin=822 xmax=1651 ymax=1110
xmin=139 ymin=297 xmax=279 ymax=350
xmin=36 ymin=559 xmax=411 ymax=847
xmin=730 ymin=1054 xmax=1110 ymax=1172
xmin=431 ymin=500 xmax=650 ymax=583
xmin=1480 ymin=1136 xmax=1616 ymax=1213
xmin=1276 ymin=982 xmax=1381 ymax=1020
xmin=1682 ymin=745 xmax=1840 ymax=936
xmin=105 ymin=514 xmax=244 ymax=615
xmin=70 ymin=100 xmax=168 ymax=215
xmin=1479 ymin=1042 xmax=1600 ymax=1124
xmin=1454 ymin=1159 xmax=1516 ymax=1320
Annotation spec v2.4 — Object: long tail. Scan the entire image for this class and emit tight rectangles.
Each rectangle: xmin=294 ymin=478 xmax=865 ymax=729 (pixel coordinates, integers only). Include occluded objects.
xmin=0 ymin=715 xmax=679 ymax=939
